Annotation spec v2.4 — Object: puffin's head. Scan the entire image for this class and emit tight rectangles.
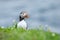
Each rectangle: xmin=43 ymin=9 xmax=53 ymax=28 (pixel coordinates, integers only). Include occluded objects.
xmin=20 ymin=11 xmax=29 ymax=18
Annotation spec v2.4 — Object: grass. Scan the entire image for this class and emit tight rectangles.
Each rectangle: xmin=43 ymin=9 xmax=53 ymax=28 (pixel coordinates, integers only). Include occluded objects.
xmin=0 ymin=25 xmax=60 ymax=40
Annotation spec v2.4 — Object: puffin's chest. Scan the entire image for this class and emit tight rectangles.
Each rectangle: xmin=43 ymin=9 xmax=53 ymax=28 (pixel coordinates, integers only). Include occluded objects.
xmin=17 ymin=20 xmax=27 ymax=29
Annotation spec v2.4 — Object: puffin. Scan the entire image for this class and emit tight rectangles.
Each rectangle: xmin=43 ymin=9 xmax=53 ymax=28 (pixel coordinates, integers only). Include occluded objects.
xmin=17 ymin=11 xmax=29 ymax=29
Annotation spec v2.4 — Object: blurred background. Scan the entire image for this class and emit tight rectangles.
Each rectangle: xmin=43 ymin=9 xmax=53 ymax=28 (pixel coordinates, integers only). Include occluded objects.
xmin=0 ymin=0 xmax=60 ymax=33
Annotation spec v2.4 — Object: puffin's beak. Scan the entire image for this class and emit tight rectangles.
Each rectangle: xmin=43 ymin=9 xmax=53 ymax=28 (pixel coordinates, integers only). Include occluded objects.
xmin=25 ymin=15 xmax=29 ymax=18
xmin=23 ymin=13 xmax=29 ymax=18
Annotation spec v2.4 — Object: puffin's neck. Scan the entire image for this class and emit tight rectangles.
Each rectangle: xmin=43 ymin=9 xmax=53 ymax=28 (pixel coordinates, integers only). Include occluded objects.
xmin=19 ymin=16 xmax=24 ymax=21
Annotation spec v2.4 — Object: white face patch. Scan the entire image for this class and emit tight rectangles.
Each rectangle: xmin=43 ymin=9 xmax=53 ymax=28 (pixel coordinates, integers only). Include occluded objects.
xmin=23 ymin=13 xmax=27 ymax=17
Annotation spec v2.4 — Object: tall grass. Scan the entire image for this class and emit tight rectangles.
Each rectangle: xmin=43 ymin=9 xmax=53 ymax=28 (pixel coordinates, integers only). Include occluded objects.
xmin=0 ymin=25 xmax=60 ymax=40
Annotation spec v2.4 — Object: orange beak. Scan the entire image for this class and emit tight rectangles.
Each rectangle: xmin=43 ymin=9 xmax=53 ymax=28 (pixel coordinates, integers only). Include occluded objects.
xmin=25 ymin=14 xmax=29 ymax=18
xmin=23 ymin=13 xmax=29 ymax=18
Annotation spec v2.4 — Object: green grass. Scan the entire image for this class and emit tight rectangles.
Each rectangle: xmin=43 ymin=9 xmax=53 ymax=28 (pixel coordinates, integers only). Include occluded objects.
xmin=0 ymin=26 xmax=60 ymax=40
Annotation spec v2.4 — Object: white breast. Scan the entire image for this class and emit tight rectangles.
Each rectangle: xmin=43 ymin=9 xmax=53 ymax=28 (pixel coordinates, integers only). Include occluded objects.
xmin=17 ymin=20 xmax=27 ymax=29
